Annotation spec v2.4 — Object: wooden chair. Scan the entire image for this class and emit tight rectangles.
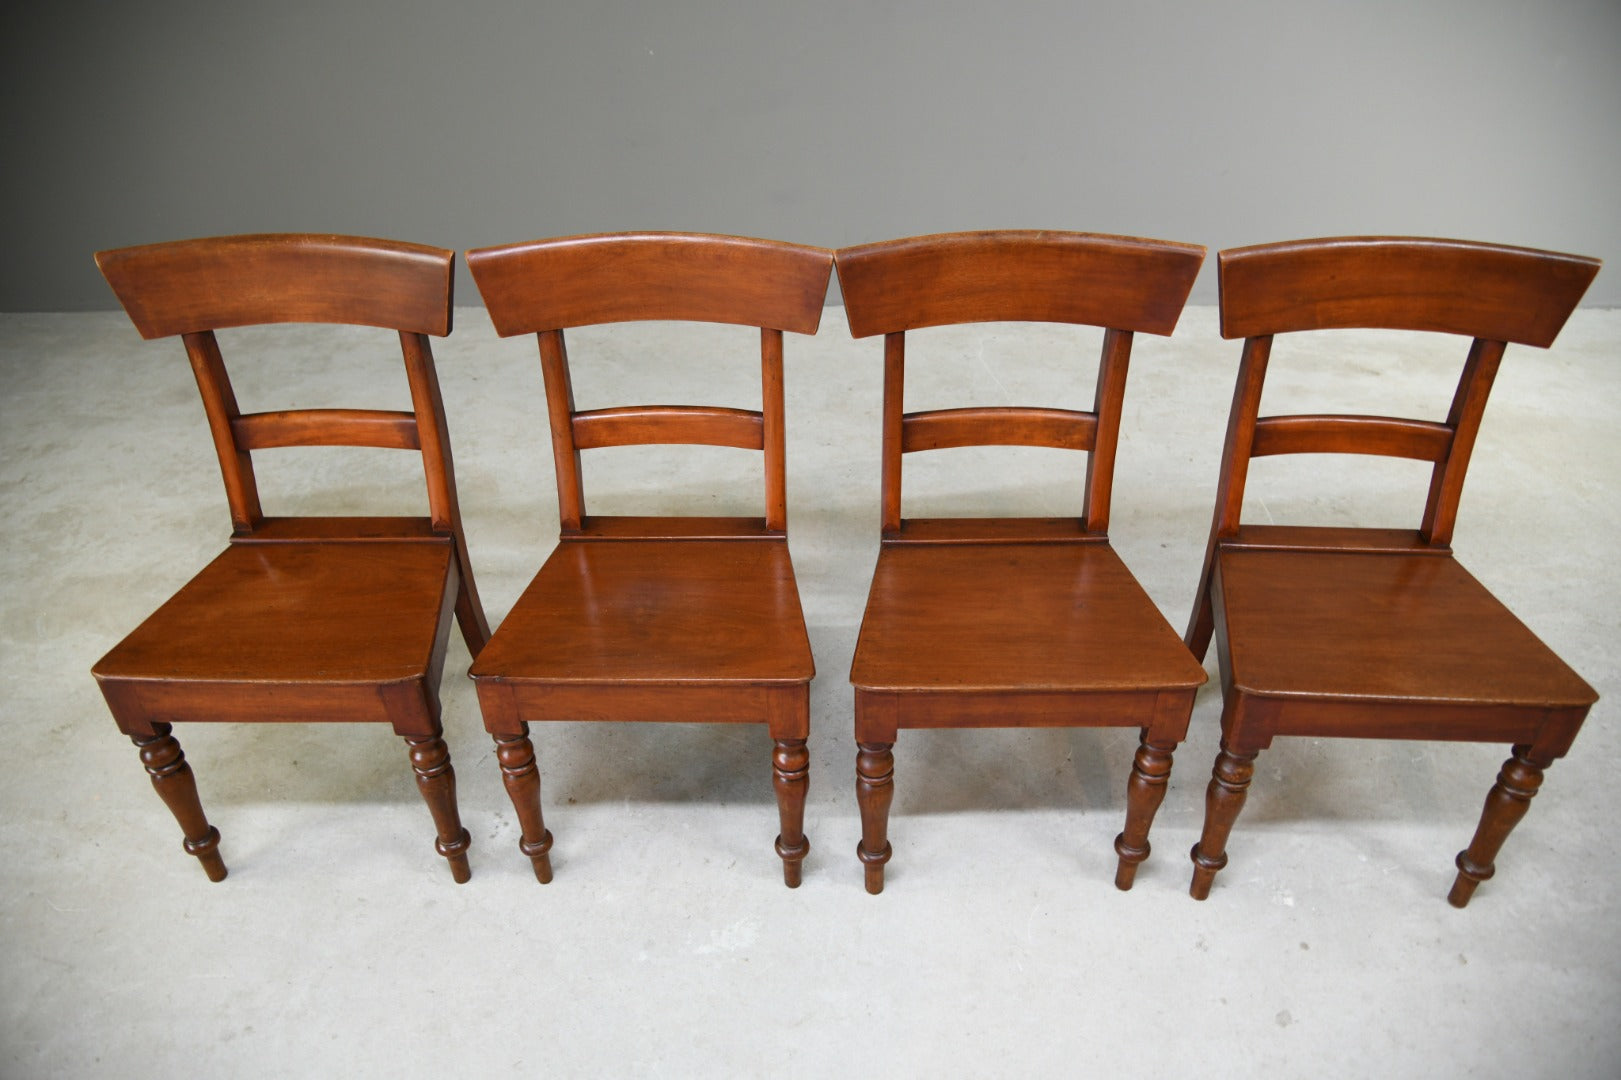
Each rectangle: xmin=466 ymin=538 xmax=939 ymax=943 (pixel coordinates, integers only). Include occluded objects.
xmin=836 ymin=230 xmax=1209 ymax=894
xmin=93 ymin=234 xmax=490 ymax=882
xmin=465 ymin=232 xmax=831 ymax=887
xmin=1184 ymin=236 xmax=1601 ymax=905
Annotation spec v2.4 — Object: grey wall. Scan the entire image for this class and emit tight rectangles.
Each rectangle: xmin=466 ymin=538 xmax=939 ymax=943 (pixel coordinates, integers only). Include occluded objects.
xmin=5 ymin=0 xmax=1619 ymax=310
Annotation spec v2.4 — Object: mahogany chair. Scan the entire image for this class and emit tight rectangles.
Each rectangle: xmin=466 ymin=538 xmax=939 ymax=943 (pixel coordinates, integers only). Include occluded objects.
xmin=836 ymin=230 xmax=1209 ymax=894
xmin=465 ymin=232 xmax=831 ymax=887
xmin=1184 ymin=236 xmax=1601 ymax=906
xmin=92 ymin=233 xmax=489 ymax=883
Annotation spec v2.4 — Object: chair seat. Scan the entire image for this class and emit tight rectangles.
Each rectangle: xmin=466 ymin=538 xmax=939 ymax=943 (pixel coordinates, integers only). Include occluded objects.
xmin=471 ymin=538 xmax=814 ymax=686
xmin=93 ymin=540 xmax=457 ymax=728
xmin=1216 ymin=548 xmax=1597 ymax=708
xmin=851 ymin=541 xmax=1206 ymax=694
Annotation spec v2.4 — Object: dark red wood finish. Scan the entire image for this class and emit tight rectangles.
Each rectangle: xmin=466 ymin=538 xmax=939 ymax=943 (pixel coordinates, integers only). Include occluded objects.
xmin=1185 ymin=236 xmax=1600 ymax=906
xmin=466 ymin=232 xmax=832 ymax=886
xmin=836 ymin=230 xmax=1208 ymax=893
xmin=93 ymin=233 xmax=489 ymax=882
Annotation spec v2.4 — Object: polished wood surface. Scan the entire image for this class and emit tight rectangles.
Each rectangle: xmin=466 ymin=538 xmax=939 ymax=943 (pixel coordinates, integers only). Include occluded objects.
xmin=854 ymin=543 xmax=1204 ymax=693
xmin=96 ymin=232 xmax=454 ymax=338
xmin=466 ymin=231 xmax=830 ymax=336
xmin=1185 ymin=235 xmax=1600 ymax=906
xmin=476 ymin=540 xmax=813 ymax=684
xmin=1218 ymin=551 xmax=1596 ymax=711
xmin=837 ymin=230 xmax=1203 ymax=338
xmin=1218 ymin=236 xmax=1600 ymax=345
xmin=92 ymin=233 xmax=487 ymax=883
xmin=468 ymin=231 xmax=830 ymax=886
xmin=837 ymin=229 xmax=1207 ymax=893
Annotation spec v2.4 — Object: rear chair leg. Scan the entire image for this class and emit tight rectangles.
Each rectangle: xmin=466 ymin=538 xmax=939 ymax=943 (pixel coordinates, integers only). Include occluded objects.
xmin=772 ymin=738 xmax=810 ymax=888
xmin=405 ymin=734 xmax=472 ymax=883
xmin=1449 ymin=744 xmax=1551 ymax=908
xmin=494 ymin=729 xmax=553 ymax=883
xmin=856 ymin=742 xmax=895 ymax=895
xmin=1114 ymin=735 xmax=1175 ymax=890
xmin=1189 ymin=744 xmax=1258 ymax=900
xmin=133 ymin=723 xmax=227 ymax=882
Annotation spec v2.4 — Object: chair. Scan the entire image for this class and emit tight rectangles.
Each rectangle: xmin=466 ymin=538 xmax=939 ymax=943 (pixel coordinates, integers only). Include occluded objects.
xmin=1184 ymin=236 xmax=1601 ymax=905
xmin=836 ymin=230 xmax=1209 ymax=894
xmin=465 ymin=232 xmax=831 ymax=887
xmin=93 ymin=233 xmax=489 ymax=883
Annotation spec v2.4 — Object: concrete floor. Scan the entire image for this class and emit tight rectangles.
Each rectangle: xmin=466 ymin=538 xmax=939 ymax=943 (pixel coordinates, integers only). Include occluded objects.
xmin=2 ymin=304 xmax=1618 ymax=1077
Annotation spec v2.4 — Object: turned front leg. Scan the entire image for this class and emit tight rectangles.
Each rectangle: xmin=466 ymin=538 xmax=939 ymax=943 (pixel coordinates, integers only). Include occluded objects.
xmin=772 ymin=738 xmax=810 ymax=887
xmin=856 ymin=742 xmax=894 ymax=895
xmin=1114 ymin=735 xmax=1175 ymax=890
xmin=493 ymin=729 xmax=553 ymax=883
xmin=1189 ymin=744 xmax=1258 ymax=900
xmin=1449 ymin=745 xmax=1552 ymax=908
xmin=405 ymin=734 xmax=472 ymax=883
xmin=132 ymin=723 xmax=226 ymax=882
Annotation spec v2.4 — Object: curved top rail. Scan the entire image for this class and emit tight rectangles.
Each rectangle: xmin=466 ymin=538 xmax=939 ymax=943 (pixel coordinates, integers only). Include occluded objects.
xmin=467 ymin=232 xmax=832 ymax=336
xmin=835 ymin=230 xmax=1204 ymax=338
xmin=1218 ymin=236 xmax=1599 ymax=346
xmin=95 ymin=233 xmax=454 ymax=338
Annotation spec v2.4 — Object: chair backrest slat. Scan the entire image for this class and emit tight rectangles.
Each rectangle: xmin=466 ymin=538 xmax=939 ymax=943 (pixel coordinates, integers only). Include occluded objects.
xmin=571 ymin=406 xmax=765 ymax=450
xmin=468 ymin=233 xmax=833 ymax=536
xmin=838 ymin=230 xmax=1203 ymax=338
xmin=835 ymin=231 xmax=1205 ymax=540
xmin=467 ymin=232 xmax=831 ymax=335
xmin=231 ymin=409 xmax=422 ymax=451
xmin=1249 ymin=415 xmax=1453 ymax=461
xmin=901 ymin=407 xmax=1097 ymax=453
xmin=96 ymin=233 xmax=454 ymax=338
xmin=1219 ymin=236 xmax=1599 ymax=345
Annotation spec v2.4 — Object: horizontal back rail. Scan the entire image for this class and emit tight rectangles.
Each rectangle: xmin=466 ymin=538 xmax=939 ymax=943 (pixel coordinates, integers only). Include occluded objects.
xmin=571 ymin=405 xmax=765 ymax=450
xmin=1249 ymin=414 xmax=1453 ymax=461
xmin=96 ymin=234 xmax=454 ymax=338
xmin=231 ymin=409 xmax=421 ymax=451
xmin=836 ymin=230 xmax=1204 ymax=338
xmin=1219 ymin=237 xmax=1600 ymax=345
xmin=901 ymin=407 xmax=1097 ymax=453
xmin=468 ymin=232 xmax=832 ymax=336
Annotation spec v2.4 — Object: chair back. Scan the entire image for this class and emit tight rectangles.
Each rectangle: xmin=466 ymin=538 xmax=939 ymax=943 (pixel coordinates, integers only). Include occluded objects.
xmin=96 ymin=233 xmax=468 ymax=540
xmin=1208 ymin=237 xmax=1599 ymax=549
xmin=835 ymin=230 xmax=1204 ymax=540
xmin=467 ymin=232 xmax=833 ymax=536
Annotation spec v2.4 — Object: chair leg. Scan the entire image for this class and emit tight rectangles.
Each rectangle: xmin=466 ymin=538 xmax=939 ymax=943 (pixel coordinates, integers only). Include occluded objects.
xmin=404 ymin=734 xmax=472 ymax=883
xmin=772 ymin=738 xmax=810 ymax=888
xmin=1114 ymin=734 xmax=1175 ymax=890
xmin=856 ymin=742 xmax=895 ymax=895
xmin=1189 ymin=744 xmax=1258 ymax=900
xmin=1448 ymin=744 xmax=1551 ymax=908
xmin=493 ymin=729 xmax=553 ymax=884
xmin=132 ymin=723 xmax=227 ymax=882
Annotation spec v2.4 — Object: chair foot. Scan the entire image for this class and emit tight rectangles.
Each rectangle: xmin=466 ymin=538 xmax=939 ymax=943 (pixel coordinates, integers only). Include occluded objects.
xmin=405 ymin=734 xmax=471 ymax=883
xmin=494 ymin=729 xmax=554 ymax=883
xmin=1447 ymin=745 xmax=1549 ymax=908
xmin=132 ymin=724 xmax=227 ymax=882
xmin=1188 ymin=745 xmax=1257 ymax=900
xmin=1114 ymin=735 xmax=1176 ymax=891
xmin=856 ymin=742 xmax=894 ymax=895
xmin=772 ymin=739 xmax=810 ymax=888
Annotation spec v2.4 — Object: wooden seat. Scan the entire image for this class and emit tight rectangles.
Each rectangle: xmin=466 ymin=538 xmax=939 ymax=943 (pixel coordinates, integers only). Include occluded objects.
xmin=465 ymin=232 xmax=831 ymax=887
xmin=1184 ymin=236 xmax=1601 ymax=906
xmin=92 ymin=233 xmax=490 ymax=882
xmin=836 ymin=230 xmax=1208 ymax=894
